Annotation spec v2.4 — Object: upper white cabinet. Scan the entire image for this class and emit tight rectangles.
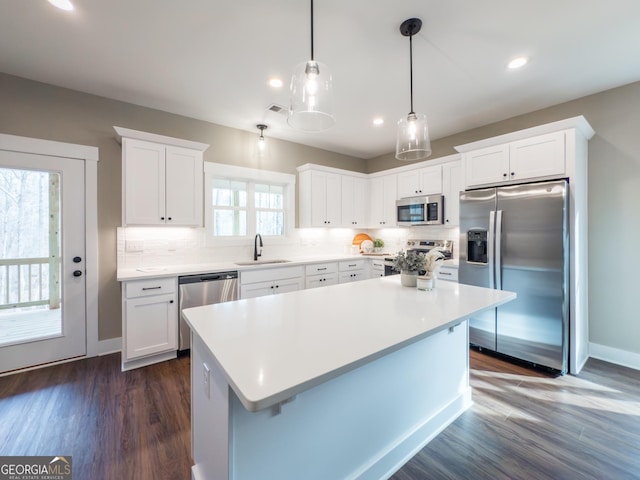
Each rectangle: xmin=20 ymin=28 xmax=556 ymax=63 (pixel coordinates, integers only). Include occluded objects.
xmin=442 ymin=160 xmax=463 ymax=226
xmin=341 ymin=175 xmax=368 ymax=227
xmin=462 ymin=131 xmax=565 ymax=188
xmin=298 ymin=165 xmax=369 ymax=228
xmin=397 ymin=165 xmax=442 ymax=198
xmin=115 ymin=126 xmax=209 ymax=227
xmin=369 ymin=174 xmax=397 ymax=227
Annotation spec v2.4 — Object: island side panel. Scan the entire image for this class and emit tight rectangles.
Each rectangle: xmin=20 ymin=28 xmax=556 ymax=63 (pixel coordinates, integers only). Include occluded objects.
xmin=192 ymin=334 xmax=231 ymax=480
xmin=228 ymin=321 xmax=470 ymax=480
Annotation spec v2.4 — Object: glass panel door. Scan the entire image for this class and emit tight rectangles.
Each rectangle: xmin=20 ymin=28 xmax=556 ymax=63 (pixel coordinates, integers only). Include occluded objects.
xmin=0 ymin=168 xmax=62 ymax=346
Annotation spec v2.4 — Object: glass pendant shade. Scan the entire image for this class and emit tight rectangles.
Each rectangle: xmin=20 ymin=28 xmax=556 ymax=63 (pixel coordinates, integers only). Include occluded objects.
xmin=288 ymin=60 xmax=335 ymax=131
xmin=396 ymin=113 xmax=431 ymax=161
xmin=255 ymin=124 xmax=269 ymax=161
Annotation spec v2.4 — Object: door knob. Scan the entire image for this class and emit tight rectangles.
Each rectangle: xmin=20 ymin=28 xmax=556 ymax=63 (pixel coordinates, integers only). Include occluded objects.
xmin=73 ymin=270 xmax=83 ymax=277
xmin=73 ymin=256 xmax=82 ymax=263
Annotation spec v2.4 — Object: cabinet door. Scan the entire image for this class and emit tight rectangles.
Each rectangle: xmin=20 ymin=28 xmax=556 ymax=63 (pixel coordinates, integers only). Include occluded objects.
xmin=464 ymin=144 xmax=510 ymax=188
xmin=510 ymin=131 xmax=565 ymax=181
xmin=305 ymin=273 xmax=339 ymax=289
xmin=309 ymin=171 xmax=341 ymax=226
xmin=339 ymin=269 xmax=367 ymax=283
xmin=382 ymin=175 xmax=398 ymax=226
xmin=419 ymin=165 xmax=442 ymax=195
xmin=240 ymin=281 xmax=273 ymax=299
xmin=123 ymin=138 xmax=166 ymax=225
xmin=397 ymin=171 xmax=421 ymax=198
xmin=370 ymin=174 xmax=398 ymax=227
xmin=369 ymin=177 xmax=385 ymax=226
xmin=341 ymin=176 xmax=368 ymax=227
xmin=442 ymin=160 xmax=463 ymax=226
xmin=125 ymin=293 xmax=177 ymax=360
xmin=274 ymin=277 xmax=304 ymax=294
xmin=165 ymin=146 xmax=204 ymax=226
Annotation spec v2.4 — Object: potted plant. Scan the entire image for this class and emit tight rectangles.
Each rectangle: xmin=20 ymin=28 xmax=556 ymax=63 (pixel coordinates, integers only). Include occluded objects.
xmin=392 ymin=250 xmax=427 ymax=287
xmin=373 ymin=238 xmax=385 ymax=253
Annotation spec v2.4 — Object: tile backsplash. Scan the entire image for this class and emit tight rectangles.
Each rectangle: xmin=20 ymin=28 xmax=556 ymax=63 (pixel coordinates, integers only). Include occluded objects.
xmin=117 ymin=226 xmax=459 ymax=269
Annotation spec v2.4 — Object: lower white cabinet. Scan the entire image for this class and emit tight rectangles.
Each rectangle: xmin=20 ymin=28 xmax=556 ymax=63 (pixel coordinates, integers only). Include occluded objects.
xmin=370 ymin=259 xmax=385 ymax=278
xmin=240 ymin=266 xmax=305 ymax=299
xmin=121 ymin=277 xmax=178 ymax=371
xmin=338 ymin=259 xmax=368 ymax=284
xmin=305 ymin=262 xmax=339 ymax=289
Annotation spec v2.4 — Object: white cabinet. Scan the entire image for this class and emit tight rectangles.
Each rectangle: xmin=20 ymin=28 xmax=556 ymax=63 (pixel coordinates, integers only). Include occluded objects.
xmin=305 ymin=262 xmax=339 ymax=289
xmin=438 ymin=265 xmax=458 ymax=283
xmin=442 ymin=160 xmax=463 ymax=226
xmin=463 ymin=131 xmax=565 ymax=188
xmin=370 ymin=259 xmax=385 ymax=278
xmin=240 ymin=266 xmax=304 ymax=299
xmin=338 ymin=259 xmax=368 ymax=283
xmin=369 ymin=174 xmax=397 ymax=227
xmin=341 ymin=175 xmax=368 ymax=227
xmin=298 ymin=169 xmax=341 ymax=227
xmin=122 ymin=277 xmax=178 ymax=371
xmin=115 ymin=126 xmax=209 ymax=227
xmin=397 ymin=165 xmax=442 ymax=198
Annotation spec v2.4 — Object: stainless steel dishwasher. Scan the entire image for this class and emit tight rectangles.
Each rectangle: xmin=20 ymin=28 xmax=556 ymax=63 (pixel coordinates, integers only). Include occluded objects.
xmin=178 ymin=271 xmax=239 ymax=351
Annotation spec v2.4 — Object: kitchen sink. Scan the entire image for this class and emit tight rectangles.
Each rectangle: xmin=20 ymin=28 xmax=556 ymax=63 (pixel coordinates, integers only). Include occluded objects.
xmin=234 ymin=259 xmax=292 ymax=266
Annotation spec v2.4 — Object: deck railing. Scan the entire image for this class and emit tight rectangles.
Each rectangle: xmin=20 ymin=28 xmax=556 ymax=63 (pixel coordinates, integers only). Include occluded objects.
xmin=0 ymin=257 xmax=59 ymax=310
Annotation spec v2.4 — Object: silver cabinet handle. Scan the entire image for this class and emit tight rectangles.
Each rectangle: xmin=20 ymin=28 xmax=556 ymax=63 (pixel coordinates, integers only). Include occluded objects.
xmin=142 ymin=286 xmax=162 ymax=291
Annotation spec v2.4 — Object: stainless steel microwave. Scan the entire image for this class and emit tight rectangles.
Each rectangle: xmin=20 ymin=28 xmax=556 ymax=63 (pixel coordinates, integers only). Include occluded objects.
xmin=396 ymin=195 xmax=444 ymax=226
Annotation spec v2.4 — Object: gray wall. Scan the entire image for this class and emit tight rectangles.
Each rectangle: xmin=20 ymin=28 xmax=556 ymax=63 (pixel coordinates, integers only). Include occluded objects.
xmin=2 ymin=71 xmax=638 ymax=358
xmin=369 ymin=81 xmax=640 ymax=356
xmin=0 ymin=73 xmax=366 ymax=341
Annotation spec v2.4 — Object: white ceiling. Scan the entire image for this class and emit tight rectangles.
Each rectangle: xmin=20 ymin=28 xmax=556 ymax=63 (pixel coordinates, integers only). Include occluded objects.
xmin=2 ymin=1 xmax=640 ymax=159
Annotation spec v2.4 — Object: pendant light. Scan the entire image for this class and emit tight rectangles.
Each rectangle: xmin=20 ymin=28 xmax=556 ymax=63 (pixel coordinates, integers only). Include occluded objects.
xmin=288 ymin=0 xmax=335 ymax=132
xmin=255 ymin=124 xmax=269 ymax=160
xmin=395 ymin=18 xmax=432 ymax=161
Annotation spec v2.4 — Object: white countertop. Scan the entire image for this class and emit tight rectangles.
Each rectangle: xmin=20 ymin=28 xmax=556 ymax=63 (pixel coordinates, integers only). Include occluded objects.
xmin=183 ymin=277 xmax=515 ymax=412
xmin=117 ymin=254 xmax=458 ymax=281
xmin=116 ymin=254 xmax=366 ymax=281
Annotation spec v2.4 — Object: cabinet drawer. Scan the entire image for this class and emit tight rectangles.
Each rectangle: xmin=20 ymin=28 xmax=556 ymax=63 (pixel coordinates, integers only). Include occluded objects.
xmin=339 ymin=259 xmax=367 ymax=271
xmin=305 ymin=262 xmax=338 ymax=275
xmin=305 ymin=272 xmax=339 ymax=289
xmin=125 ymin=277 xmax=177 ymax=299
xmin=438 ymin=267 xmax=458 ymax=282
xmin=240 ymin=266 xmax=305 ymax=284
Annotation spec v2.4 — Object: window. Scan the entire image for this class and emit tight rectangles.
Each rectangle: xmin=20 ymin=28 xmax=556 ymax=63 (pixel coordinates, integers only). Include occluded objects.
xmin=205 ymin=163 xmax=295 ymax=243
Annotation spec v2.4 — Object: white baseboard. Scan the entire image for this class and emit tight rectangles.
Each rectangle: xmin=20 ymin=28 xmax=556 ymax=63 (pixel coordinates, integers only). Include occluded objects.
xmin=589 ymin=343 xmax=640 ymax=371
xmin=98 ymin=337 xmax=122 ymax=356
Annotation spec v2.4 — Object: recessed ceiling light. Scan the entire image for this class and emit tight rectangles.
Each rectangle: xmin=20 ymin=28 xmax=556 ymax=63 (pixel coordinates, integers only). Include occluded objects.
xmin=268 ymin=78 xmax=283 ymax=88
xmin=373 ymin=117 xmax=384 ymax=126
xmin=48 ymin=0 xmax=74 ymax=11
xmin=507 ymin=56 xmax=529 ymax=70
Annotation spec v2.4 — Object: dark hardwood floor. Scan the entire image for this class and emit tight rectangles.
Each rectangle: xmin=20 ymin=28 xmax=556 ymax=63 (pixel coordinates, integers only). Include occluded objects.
xmin=1 ymin=349 xmax=639 ymax=479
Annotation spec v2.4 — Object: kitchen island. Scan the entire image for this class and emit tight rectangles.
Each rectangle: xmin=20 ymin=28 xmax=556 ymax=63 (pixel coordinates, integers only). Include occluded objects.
xmin=183 ymin=276 xmax=515 ymax=480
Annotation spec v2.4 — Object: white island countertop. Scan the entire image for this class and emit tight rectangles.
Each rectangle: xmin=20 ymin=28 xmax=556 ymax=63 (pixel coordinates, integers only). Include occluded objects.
xmin=183 ymin=276 xmax=515 ymax=412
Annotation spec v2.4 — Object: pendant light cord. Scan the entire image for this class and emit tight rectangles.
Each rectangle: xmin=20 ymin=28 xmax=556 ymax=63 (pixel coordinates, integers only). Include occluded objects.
xmin=310 ymin=0 xmax=314 ymax=61
xmin=409 ymin=32 xmax=414 ymax=115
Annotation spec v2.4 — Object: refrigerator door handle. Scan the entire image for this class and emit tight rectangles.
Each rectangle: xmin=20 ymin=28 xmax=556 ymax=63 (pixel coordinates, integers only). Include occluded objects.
xmin=495 ymin=209 xmax=503 ymax=290
xmin=488 ymin=211 xmax=495 ymax=289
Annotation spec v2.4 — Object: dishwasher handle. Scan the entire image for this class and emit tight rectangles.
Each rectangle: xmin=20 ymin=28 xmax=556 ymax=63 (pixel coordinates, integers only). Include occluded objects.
xmin=179 ymin=271 xmax=238 ymax=284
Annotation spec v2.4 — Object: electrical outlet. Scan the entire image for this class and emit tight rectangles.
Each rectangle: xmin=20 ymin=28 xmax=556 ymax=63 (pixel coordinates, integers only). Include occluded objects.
xmin=126 ymin=240 xmax=144 ymax=252
xmin=203 ymin=363 xmax=210 ymax=399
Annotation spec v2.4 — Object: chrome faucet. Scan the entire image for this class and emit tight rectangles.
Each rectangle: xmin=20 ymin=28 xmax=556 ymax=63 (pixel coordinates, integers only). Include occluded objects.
xmin=254 ymin=233 xmax=263 ymax=261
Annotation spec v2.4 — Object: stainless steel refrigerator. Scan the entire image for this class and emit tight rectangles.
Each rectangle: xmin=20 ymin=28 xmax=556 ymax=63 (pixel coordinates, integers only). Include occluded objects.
xmin=459 ymin=179 xmax=569 ymax=373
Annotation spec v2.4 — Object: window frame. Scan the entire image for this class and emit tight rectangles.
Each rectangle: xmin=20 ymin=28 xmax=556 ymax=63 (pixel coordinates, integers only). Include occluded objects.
xmin=204 ymin=162 xmax=296 ymax=246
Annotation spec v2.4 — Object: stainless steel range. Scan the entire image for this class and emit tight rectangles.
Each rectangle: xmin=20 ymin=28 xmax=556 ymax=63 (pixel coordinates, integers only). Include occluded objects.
xmin=383 ymin=239 xmax=453 ymax=275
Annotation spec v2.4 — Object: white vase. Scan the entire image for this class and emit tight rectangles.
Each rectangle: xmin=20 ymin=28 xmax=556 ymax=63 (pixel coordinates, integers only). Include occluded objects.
xmin=400 ymin=271 xmax=418 ymax=287
xmin=430 ymin=271 xmax=438 ymax=287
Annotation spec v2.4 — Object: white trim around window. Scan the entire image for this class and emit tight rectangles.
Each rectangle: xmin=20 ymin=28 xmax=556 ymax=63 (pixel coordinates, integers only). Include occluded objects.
xmin=204 ymin=162 xmax=296 ymax=246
